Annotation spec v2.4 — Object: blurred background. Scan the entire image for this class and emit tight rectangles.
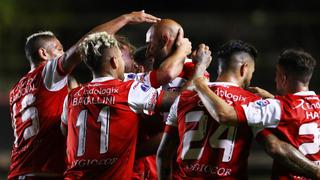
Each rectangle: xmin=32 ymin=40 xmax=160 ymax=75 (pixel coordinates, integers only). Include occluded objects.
xmin=1 ymin=0 xmax=320 ymax=179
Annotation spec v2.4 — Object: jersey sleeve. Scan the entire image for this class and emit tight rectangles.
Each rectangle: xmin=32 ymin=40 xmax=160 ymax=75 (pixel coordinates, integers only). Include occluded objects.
xmin=42 ymin=56 xmax=68 ymax=91
xmin=165 ymin=96 xmax=180 ymax=127
xmin=123 ymin=72 xmax=156 ymax=88
xmin=128 ymin=81 xmax=159 ymax=115
xmin=235 ymin=98 xmax=282 ymax=128
xmin=61 ymin=95 xmax=68 ymax=126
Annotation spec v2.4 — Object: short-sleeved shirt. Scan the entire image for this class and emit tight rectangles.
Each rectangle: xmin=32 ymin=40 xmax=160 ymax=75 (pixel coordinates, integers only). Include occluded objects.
xmin=8 ymin=58 xmax=68 ymax=179
xmin=61 ymin=77 xmax=159 ymax=180
xmin=235 ymin=91 xmax=320 ymax=180
xmin=165 ymin=82 xmax=261 ymax=179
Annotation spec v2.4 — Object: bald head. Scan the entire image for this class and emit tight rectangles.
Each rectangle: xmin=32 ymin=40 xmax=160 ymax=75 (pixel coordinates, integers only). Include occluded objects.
xmin=148 ymin=19 xmax=182 ymax=41
xmin=146 ymin=19 xmax=183 ymax=66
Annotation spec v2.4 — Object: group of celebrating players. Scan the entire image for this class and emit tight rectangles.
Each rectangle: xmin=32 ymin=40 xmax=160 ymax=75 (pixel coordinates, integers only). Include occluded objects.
xmin=8 ymin=10 xmax=320 ymax=180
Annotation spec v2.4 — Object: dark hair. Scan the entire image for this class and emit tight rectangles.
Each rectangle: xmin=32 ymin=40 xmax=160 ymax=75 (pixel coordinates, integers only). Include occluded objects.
xmin=278 ymin=49 xmax=316 ymax=82
xmin=24 ymin=31 xmax=56 ymax=63
xmin=134 ymin=46 xmax=147 ymax=65
xmin=217 ymin=40 xmax=258 ymax=69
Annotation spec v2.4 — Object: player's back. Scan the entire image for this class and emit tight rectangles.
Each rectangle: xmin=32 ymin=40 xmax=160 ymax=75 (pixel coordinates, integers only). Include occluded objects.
xmin=174 ymin=82 xmax=260 ymax=179
xmin=268 ymin=92 xmax=320 ymax=180
xmin=8 ymin=63 xmax=67 ymax=179
xmin=64 ymin=78 xmax=141 ymax=180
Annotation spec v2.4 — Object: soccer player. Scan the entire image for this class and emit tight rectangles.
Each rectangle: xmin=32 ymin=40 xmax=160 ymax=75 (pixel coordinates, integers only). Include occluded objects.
xmin=193 ymin=49 xmax=320 ymax=179
xmin=115 ymin=35 xmax=138 ymax=73
xmin=60 ymin=32 xmax=197 ymax=179
xmin=8 ymin=11 xmax=160 ymax=179
xmin=157 ymin=40 xmax=263 ymax=179
xmin=124 ymin=18 xmax=193 ymax=90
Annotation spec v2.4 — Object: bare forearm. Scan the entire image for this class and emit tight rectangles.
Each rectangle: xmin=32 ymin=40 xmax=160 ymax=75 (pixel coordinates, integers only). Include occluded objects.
xmin=158 ymin=91 xmax=179 ymax=112
xmin=157 ymin=132 xmax=179 ymax=180
xmin=194 ymin=77 xmax=238 ymax=125
xmin=276 ymin=142 xmax=320 ymax=179
xmin=261 ymin=134 xmax=320 ymax=179
xmin=157 ymin=158 xmax=173 ymax=180
xmin=136 ymin=133 xmax=163 ymax=159
xmin=60 ymin=15 xmax=128 ymax=74
xmin=157 ymin=51 xmax=186 ymax=85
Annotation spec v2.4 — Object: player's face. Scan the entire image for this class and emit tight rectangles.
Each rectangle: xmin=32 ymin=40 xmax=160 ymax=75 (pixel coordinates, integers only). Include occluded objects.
xmin=243 ymin=60 xmax=255 ymax=88
xmin=275 ymin=65 xmax=286 ymax=95
xmin=116 ymin=47 xmax=125 ymax=80
xmin=146 ymin=27 xmax=167 ymax=66
xmin=120 ymin=45 xmax=136 ymax=73
xmin=45 ymin=38 xmax=64 ymax=60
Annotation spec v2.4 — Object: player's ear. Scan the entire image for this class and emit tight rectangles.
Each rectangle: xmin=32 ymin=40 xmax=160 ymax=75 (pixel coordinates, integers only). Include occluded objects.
xmin=110 ymin=56 xmax=118 ymax=69
xmin=161 ymin=32 xmax=170 ymax=47
xmin=137 ymin=65 xmax=145 ymax=73
xmin=240 ymin=63 xmax=248 ymax=77
xmin=38 ymin=48 xmax=49 ymax=60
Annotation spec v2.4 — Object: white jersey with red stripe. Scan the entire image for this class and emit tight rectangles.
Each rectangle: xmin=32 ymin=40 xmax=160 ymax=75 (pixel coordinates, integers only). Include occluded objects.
xmin=8 ymin=58 xmax=68 ymax=179
xmin=124 ymin=58 xmax=210 ymax=91
xmin=125 ymin=59 xmax=210 ymax=180
xmin=61 ymin=77 xmax=159 ymax=180
xmin=165 ymin=82 xmax=261 ymax=179
xmin=235 ymin=91 xmax=320 ymax=180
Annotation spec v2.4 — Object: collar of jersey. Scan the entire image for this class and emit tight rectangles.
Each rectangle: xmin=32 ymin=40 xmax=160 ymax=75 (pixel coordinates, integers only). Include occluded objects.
xmin=293 ymin=91 xmax=316 ymax=96
xmin=91 ymin=76 xmax=115 ymax=82
xmin=208 ymin=81 xmax=239 ymax=87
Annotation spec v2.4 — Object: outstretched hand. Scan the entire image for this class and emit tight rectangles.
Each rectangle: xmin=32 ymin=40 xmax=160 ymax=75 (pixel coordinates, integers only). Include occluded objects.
xmin=124 ymin=10 xmax=161 ymax=24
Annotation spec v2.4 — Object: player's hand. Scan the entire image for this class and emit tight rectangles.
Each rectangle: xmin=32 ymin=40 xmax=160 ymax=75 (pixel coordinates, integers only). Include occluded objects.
xmin=247 ymin=87 xmax=274 ymax=98
xmin=175 ymin=28 xmax=192 ymax=56
xmin=192 ymin=43 xmax=212 ymax=69
xmin=124 ymin=10 xmax=161 ymax=24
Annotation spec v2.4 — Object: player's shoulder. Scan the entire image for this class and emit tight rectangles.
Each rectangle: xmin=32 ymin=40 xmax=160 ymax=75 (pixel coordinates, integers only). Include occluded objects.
xmin=179 ymin=90 xmax=198 ymax=103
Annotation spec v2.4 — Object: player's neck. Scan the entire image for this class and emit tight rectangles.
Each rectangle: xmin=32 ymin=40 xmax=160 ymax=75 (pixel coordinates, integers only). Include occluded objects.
xmin=216 ymin=74 xmax=242 ymax=87
xmin=285 ymin=81 xmax=310 ymax=94
xmin=29 ymin=61 xmax=40 ymax=71
xmin=92 ymin=71 xmax=116 ymax=79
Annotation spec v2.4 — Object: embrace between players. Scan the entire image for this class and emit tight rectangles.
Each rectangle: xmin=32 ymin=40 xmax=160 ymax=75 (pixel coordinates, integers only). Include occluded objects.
xmin=8 ymin=11 xmax=320 ymax=180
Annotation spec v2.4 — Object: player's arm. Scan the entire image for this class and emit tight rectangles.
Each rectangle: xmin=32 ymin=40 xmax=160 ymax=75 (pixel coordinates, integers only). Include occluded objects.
xmin=60 ymin=11 xmax=161 ymax=75
xmin=150 ymin=29 xmax=192 ymax=88
xmin=136 ymin=132 xmax=163 ymax=159
xmin=193 ymin=77 xmax=238 ymax=125
xmin=156 ymin=90 xmax=179 ymax=112
xmin=247 ymin=86 xmax=275 ymax=99
xmin=258 ymin=131 xmax=320 ymax=179
xmin=182 ymin=43 xmax=212 ymax=90
xmin=157 ymin=96 xmax=180 ymax=180
xmin=157 ymin=131 xmax=179 ymax=180
xmin=60 ymin=96 xmax=68 ymax=136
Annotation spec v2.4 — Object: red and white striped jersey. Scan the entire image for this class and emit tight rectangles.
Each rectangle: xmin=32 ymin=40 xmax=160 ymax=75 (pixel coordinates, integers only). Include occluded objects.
xmin=8 ymin=58 xmax=68 ymax=179
xmin=166 ymin=82 xmax=261 ymax=179
xmin=236 ymin=91 xmax=320 ymax=180
xmin=61 ymin=77 xmax=159 ymax=180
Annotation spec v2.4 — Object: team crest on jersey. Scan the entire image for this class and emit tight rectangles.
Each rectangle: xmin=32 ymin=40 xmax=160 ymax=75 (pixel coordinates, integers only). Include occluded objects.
xmin=255 ymin=100 xmax=270 ymax=107
xmin=127 ymin=73 xmax=136 ymax=79
xmin=141 ymin=84 xmax=150 ymax=92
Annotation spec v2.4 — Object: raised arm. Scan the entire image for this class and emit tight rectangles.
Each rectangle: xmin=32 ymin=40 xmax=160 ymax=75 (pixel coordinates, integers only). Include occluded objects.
xmin=259 ymin=132 xmax=320 ymax=179
xmin=60 ymin=11 xmax=161 ymax=75
xmin=193 ymin=77 xmax=238 ymax=125
xmin=153 ymin=28 xmax=192 ymax=86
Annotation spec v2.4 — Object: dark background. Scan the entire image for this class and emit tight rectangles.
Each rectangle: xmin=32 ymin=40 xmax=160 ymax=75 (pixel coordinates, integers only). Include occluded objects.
xmin=1 ymin=0 xmax=320 ymax=179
